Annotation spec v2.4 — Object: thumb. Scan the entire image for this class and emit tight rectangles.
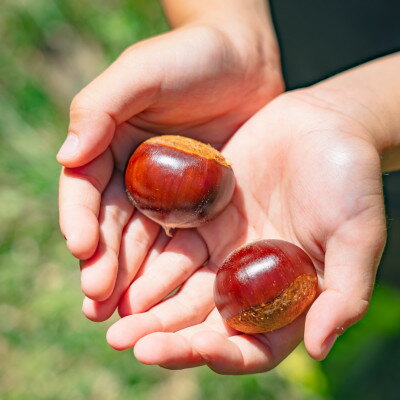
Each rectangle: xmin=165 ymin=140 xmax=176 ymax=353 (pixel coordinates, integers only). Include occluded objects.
xmin=56 ymin=43 xmax=163 ymax=168
xmin=304 ymin=211 xmax=386 ymax=360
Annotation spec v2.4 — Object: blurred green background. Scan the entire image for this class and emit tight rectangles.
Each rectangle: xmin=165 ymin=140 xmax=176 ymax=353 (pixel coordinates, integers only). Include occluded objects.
xmin=1 ymin=1 xmax=399 ymax=399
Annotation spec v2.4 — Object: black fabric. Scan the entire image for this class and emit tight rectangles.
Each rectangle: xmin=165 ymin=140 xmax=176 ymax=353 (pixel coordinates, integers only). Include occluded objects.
xmin=270 ymin=0 xmax=400 ymax=89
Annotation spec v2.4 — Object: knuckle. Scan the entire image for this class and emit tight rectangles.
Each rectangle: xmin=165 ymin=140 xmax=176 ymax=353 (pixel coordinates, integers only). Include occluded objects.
xmin=70 ymin=89 xmax=100 ymax=115
xmin=70 ymin=92 xmax=89 ymax=113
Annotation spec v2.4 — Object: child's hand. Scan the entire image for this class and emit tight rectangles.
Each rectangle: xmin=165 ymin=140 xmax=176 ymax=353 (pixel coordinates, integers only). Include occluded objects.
xmin=105 ymin=84 xmax=387 ymax=373
xmin=57 ymin=16 xmax=283 ymax=305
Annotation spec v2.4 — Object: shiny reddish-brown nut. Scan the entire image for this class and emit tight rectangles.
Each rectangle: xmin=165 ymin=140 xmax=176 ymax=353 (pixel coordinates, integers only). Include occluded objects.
xmin=125 ymin=135 xmax=235 ymax=236
xmin=214 ymin=239 xmax=318 ymax=333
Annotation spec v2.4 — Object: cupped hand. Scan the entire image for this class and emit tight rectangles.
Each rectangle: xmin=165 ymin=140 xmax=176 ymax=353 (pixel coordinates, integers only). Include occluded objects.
xmin=106 ymin=89 xmax=386 ymax=374
xmin=57 ymin=23 xmax=283 ymax=302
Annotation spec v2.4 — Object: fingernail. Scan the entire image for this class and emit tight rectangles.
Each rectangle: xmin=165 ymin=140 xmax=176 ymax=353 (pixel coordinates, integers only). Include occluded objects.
xmin=57 ymin=133 xmax=79 ymax=159
xmin=321 ymin=333 xmax=338 ymax=359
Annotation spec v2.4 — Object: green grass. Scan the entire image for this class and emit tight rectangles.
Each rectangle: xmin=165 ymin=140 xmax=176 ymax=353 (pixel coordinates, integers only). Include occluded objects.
xmin=1 ymin=1 xmax=399 ymax=399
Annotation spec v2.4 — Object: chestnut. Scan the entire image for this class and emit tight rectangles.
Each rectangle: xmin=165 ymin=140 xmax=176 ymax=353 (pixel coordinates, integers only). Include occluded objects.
xmin=214 ymin=240 xmax=318 ymax=333
xmin=125 ymin=135 xmax=235 ymax=235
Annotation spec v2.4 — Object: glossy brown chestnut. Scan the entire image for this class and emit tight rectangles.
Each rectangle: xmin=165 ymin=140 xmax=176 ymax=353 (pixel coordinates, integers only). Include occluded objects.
xmin=214 ymin=240 xmax=318 ymax=333
xmin=125 ymin=135 xmax=235 ymax=235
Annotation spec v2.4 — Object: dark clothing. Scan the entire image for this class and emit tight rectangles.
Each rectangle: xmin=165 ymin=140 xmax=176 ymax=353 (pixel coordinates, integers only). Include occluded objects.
xmin=270 ymin=0 xmax=400 ymax=89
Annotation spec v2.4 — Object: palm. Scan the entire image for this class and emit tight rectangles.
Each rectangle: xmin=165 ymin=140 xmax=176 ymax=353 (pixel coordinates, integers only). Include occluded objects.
xmin=105 ymin=92 xmax=386 ymax=373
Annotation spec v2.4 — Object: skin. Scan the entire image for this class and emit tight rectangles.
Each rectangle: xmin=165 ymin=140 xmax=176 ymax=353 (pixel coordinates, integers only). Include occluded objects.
xmin=105 ymin=54 xmax=400 ymax=373
xmin=57 ymin=0 xmax=282 ymax=300
xmin=57 ymin=0 xmax=400 ymax=375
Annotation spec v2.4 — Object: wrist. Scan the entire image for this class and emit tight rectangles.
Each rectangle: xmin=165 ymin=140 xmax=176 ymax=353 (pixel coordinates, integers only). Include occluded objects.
xmin=302 ymin=84 xmax=385 ymax=151
xmin=311 ymin=53 xmax=400 ymax=153
xmin=163 ymin=1 xmax=283 ymax=93
xmin=201 ymin=18 xmax=282 ymax=81
xmin=200 ymin=20 xmax=283 ymax=98
xmin=286 ymin=82 xmax=400 ymax=172
xmin=302 ymin=61 xmax=400 ymax=172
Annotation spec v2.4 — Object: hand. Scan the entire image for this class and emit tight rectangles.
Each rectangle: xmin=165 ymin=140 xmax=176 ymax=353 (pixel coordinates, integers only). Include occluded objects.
xmin=106 ymin=88 xmax=386 ymax=374
xmin=57 ymin=22 xmax=283 ymax=303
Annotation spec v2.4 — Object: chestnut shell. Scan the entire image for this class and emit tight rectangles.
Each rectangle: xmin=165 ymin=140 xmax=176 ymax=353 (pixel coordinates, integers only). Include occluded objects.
xmin=214 ymin=240 xmax=318 ymax=333
xmin=125 ymin=135 xmax=235 ymax=233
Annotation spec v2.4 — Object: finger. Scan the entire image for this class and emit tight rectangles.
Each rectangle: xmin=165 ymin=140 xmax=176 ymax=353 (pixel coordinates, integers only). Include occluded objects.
xmin=133 ymin=309 xmax=304 ymax=372
xmin=137 ymin=230 xmax=171 ymax=275
xmin=107 ymin=267 xmax=215 ymax=350
xmin=304 ymin=213 xmax=386 ymax=360
xmin=82 ymin=212 xmax=160 ymax=320
xmin=80 ymin=170 xmax=133 ymax=301
xmin=192 ymin=313 xmax=305 ymax=375
xmin=59 ymin=150 xmax=113 ymax=260
xmin=132 ymin=310 xmax=225 ymax=369
xmin=129 ymin=309 xmax=228 ymax=369
xmin=117 ymin=230 xmax=170 ymax=318
xmin=191 ymin=332 xmax=271 ymax=375
xmin=57 ymin=44 xmax=163 ymax=168
xmin=134 ymin=333 xmax=204 ymax=369
xmin=119 ymin=229 xmax=208 ymax=315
